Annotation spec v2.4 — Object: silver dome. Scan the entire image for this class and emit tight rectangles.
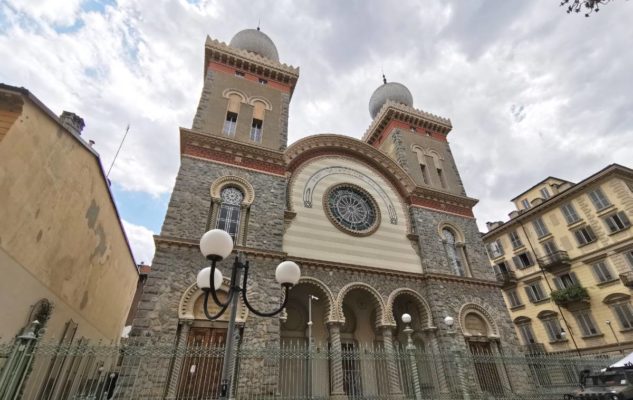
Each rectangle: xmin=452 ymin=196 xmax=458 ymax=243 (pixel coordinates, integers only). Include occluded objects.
xmin=368 ymin=82 xmax=413 ymax=119
xmin=229 ymin=28 xmax=279 ymax=62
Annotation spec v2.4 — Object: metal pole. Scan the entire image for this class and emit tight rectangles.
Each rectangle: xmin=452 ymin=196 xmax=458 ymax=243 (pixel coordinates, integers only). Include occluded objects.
xmin=219 ymin=265 xmax=242 ymax=400
xmin=606 ymin=321 xmax=624 ymax=355
xmin=308 ymin=295 xmax=313 ymax=344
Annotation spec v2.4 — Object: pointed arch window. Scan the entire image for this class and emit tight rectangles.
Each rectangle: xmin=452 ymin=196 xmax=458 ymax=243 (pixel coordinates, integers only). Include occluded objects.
xmin=216 ymin=187 xmax=244 ymax=242
xmin=250 ymin=100 xmax=267 ymax=143
xmin=223 ymin=94 xmax=242 ymax=136
xmin=443 ymin=228 xmax=467 ymax=276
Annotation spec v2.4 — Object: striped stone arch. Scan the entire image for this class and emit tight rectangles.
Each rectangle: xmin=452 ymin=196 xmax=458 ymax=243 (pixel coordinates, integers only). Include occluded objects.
xmin=385 ymin=288 xmax=435 ymax=328
xmin=335 ymin=282 xmax=386 ymax=327
xmin=221 ymin=88 xmax=247 ymax=102
xmin=247 ymin=95 xmax=273 ymax=110
xmin=292 ymin=276 xmax=337 ymax=323
xmin=210 ymin=175 xmax=255 ymax=205
xmin=178 ymin=279 xmax=248 ymax=323
xmin=458 ymin=303 xmax=500 ymax=339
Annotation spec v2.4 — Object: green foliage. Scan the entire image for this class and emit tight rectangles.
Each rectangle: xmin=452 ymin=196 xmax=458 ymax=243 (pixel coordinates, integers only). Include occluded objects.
xmin=551 ymin=285 xmax=589 ymax=306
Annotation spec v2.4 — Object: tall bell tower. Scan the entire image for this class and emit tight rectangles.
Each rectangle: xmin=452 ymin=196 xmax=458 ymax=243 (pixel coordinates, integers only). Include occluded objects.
xmin=191 ymin=28 xmax=299 ymax=150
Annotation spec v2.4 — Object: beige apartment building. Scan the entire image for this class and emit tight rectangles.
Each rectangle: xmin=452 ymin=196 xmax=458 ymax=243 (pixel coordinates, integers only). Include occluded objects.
xmin=482 ymin=164 xmax=633 ymax=355
xmin=0 ymin=83 xmax=138 ymax=343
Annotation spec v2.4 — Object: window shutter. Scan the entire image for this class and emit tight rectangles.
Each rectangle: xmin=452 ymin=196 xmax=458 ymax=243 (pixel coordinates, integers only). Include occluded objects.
xmin=525 ymin=287 xmax=535 ymax=303
xmin=553 ymin=277 xmax=563 ymax=290
xmin=570 ymin=272 xmax=579 ymax=285
xmin=621 ymin=212 xmax=630 ymax=226
xmin=526 ymin=252 xmax=534 ymax=266
xmin=512 ymin=256 xmax=521 ymax=269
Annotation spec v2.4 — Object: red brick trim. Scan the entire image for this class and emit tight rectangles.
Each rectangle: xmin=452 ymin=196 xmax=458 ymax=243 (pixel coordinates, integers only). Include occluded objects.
xmin=182 ymin=144 xmax=286 ymax=176
xmin=209 ymin=62 xmax=291 ymax=93
xmin=410 ymin=196 xmax=474 ymax=218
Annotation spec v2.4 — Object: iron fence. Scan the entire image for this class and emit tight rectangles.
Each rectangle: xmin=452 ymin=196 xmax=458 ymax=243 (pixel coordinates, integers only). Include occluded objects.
xmin=0 ymin=337 xmax=619 ymax=399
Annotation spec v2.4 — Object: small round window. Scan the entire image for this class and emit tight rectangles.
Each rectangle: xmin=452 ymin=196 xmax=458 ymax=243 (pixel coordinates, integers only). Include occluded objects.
xmin=324 ymin=184 xmax=380 ymax=236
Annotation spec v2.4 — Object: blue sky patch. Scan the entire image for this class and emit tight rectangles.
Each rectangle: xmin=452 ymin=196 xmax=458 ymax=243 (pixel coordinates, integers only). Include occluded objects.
xmin=111 ymin=184 xmax=169 ymax=233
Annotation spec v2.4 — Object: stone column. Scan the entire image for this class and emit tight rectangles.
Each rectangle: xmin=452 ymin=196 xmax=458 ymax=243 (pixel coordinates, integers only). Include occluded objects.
xmin=165 ymin=320 xmax=192 ymax=399
xmin=382 ymin=326 xmax=404 ymax=398
xmin=327 ymin=322 xmax=347 ymax=400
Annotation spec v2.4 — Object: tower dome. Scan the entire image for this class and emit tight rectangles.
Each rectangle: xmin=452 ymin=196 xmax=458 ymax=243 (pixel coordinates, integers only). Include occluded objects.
xmin=229 ymin=28 xmax=279 ymax=62
xmin=368 ymin=81 xmax=413 ymax=119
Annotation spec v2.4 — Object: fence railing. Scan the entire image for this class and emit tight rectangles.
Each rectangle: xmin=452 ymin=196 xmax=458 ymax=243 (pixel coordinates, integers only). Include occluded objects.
xmin=0 ymin=337 xmax=619 ymax=400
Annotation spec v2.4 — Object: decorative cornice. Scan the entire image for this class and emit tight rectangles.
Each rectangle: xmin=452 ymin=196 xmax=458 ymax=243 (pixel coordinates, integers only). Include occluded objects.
xmin=285 ymin=133 xmax=417 ymax=197
xmin=204 ymin=36 xmax=299 ymax=94
xmin=181 ymin=127 xmax=286 ymax=175
xmin=154 ymin=235 xmax=500 ymax=287
xmin=363 ymin=100 xmax=452 ymax=145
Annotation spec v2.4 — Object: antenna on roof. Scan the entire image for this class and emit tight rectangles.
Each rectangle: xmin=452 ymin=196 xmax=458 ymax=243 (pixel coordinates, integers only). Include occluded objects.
xmin=257 ymin=19 xmax=260 ymax=31
xmin=381 ymin=67 xmax=387 ymax=84
xmin=107 ymin=124 xmax=130 ymax=178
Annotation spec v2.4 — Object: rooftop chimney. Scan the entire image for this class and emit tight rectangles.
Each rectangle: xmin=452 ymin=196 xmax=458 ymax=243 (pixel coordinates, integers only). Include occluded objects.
xmin=59 ymin=111 xmax=85 ymax=136
xmin=486 ymin=221 xmax=503 ymax=231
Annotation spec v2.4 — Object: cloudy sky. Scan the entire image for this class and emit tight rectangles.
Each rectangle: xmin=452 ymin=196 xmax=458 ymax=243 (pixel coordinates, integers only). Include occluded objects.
xmin=1 ymin=0 xmax=631 ymax=264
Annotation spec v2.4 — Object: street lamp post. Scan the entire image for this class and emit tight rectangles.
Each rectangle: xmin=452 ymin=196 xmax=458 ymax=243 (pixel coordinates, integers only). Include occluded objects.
xmin=444 ymin=315 xmax=470 ymax=400
xmin=402 ymin=313 xmax=422 ymax=400
xmin=197 ymin=229 xmax=301 ymax=400
xmin=307 ymin=295 xmax=318 ymax=399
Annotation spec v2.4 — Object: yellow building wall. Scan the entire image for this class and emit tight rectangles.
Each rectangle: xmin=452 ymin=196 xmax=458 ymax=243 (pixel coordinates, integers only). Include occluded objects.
xmin=0 ymin=96 xmax=138 ymax=342
xmin=487 ymin=174 xmax=633 ymax=353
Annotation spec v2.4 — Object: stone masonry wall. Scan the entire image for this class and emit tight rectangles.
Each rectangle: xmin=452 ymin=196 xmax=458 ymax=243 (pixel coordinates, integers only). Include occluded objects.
xmin=160 ymin=157 xmax=286 ymax=251
xmin=410 ymin=206 xmax=494 ymax=280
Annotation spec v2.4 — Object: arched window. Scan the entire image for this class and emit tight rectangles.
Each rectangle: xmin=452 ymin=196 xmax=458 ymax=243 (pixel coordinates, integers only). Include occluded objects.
xmin=250 ymin=100 xmax=267 ymax=143
xmin=216 ymin=187 xmax=244 ymax=242
xmin=223 ymin=94 xmax=242 ymax=136
xmin=442 ymin=228 xmax=466 ymax=276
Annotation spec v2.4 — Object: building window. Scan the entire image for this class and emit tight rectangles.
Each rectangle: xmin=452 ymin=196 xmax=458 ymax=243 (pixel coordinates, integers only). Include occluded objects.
xmin=533 ymin=217 xmax=549 ymax=238
xmin=224 ymin=111 xmax=238 ymax=136
xmin=612 ymin=302 xmax=633 ymax=329
xmin=258 ymin=78 xmax=268 ymax=85
xmin=250 ymin=118 xmax=263 ymax=142
xmin=592 ymin=261 xmax=614 ymax=283
xmin=540 ymin=187 xmax=551 ymax=199
xmin=588 ymin=188 xmax=611 ymax=211
xmin=496 ymin=261 xmax=510 ymax=273
xmin=554 ymin=272 xmax=578 ymax=289
xmin=542 ymin=239 xmax=558 ymax=256
xmin=541 ymin=317 xmax=563 ymax=342
xmin=215 ymin=187 xmax=244 ymax=242
xmin=525 ymin=281 xmax=547 ymax=303
xmin=442 ymin=228 xmax=466 ymax=276
xmin=627 ymin=251 xmax=633 ymax=268
xmin=521 ymin=199 xmax=531 ymax=210
xmin=513 ymin=251 xmax=535 ymax=270
xmin=235 ymin=70 xmax=245 ymax=77
xmin=506 ymin=289 xmax=522 ymax=308
xmin=573 ymin=310 xmax=599 ymax=337
xmin=603 ymin=211 xmax=631 ymax=234
xmin=573 ymin=226 xmax=597 ymax=246
xmin=509 ymin=230 xmax=523 ymax=249
xmin=517 ymin=322 xmax=536 ymax=344
xmin=488 ymin=239 xmax=504 ymax=258
xmin=419 ymin=164 xmax=430 ymax=185
xmin=437 ymin=168 xmax=447 ymax=189
xmin=561 ymin=203 xmax=580 ymax=224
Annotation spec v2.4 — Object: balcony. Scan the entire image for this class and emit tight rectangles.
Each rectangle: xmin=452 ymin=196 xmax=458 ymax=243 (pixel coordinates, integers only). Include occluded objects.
xmin=495 ymin=270 xmax=518 ymax=288
xmin=521 ymin=343 xmax=546 ymax=355
xmin=551 ymin=285 xmax=590 ymax=308
xmin=620 ymin=272 xmax=633 ymax=288
xmin=537 ymin=250 xmax=571 ymax=271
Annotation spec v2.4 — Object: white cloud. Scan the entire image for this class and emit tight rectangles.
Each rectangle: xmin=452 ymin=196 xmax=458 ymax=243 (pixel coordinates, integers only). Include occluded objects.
xmin=0 ymin=0 xmax=631 ymax=233
xmin=122 ymin=219 xmax=155 ymax=265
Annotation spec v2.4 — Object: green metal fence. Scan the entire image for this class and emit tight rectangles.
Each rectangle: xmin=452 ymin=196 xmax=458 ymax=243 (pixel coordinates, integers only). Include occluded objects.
xmin=0 ymin=337 xmax=619 ymax=399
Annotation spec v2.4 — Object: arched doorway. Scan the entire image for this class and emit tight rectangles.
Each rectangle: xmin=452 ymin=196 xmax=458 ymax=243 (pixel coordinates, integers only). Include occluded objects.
xmin=338 ymin=285 xmax=386 ymax=398
xmin=279 ymin=278 xmax=333 ymax=398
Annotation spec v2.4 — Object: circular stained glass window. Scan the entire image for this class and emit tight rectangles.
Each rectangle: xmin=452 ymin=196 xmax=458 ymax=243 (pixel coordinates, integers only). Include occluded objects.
xmin=221 ymin=187 xmax=244 ymax=205
xmin=325 ymin=184 xmax=380 ymax=236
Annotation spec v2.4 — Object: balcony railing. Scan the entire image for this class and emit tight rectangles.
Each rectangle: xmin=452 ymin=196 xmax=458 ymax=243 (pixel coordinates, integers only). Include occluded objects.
xmin=495 ymin=270 xmax=518 ymax=288
xmin=620 ymin=271 xmax=633 ymax=288
xmin=537 ymin=250 xmax=571 ymax=271
xmin=551 ymin=285 xmax=590 ymax=307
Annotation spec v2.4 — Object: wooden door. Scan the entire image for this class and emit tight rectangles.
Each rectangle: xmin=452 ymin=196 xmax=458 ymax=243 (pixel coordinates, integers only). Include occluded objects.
xmin=177 ymin=327 xmax=227 ymax=399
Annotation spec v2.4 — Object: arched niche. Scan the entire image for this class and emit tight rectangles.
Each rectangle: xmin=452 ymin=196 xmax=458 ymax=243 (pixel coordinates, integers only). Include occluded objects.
xmin=386 ymin=288 xmax=434 ymax=329
xmin=459 ymin=303 xmax=500 ymax=339
xmin=335 ymin=282 xmax=386 ymax=328
xmin=178 ymin=281 xmax=248 ymax=324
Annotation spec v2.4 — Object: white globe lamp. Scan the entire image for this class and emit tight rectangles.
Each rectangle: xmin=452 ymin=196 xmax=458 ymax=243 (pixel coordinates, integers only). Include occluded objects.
xmin=275 ymin=261 xmax=301 ymax=286
xmin=199 ymin=229 xmax=234 ymax=260
xmin=196 ymin=266 xmax=223 ymax=290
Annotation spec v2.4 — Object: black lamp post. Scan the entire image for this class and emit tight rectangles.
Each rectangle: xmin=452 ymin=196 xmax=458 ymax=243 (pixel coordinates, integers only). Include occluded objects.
xmin=196 ymin=229 xmax=301 ymax=400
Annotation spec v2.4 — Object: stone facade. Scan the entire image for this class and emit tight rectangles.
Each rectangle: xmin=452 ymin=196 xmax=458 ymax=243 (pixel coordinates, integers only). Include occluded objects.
xmin=132 ymin=27 xmax=521 ymax=399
